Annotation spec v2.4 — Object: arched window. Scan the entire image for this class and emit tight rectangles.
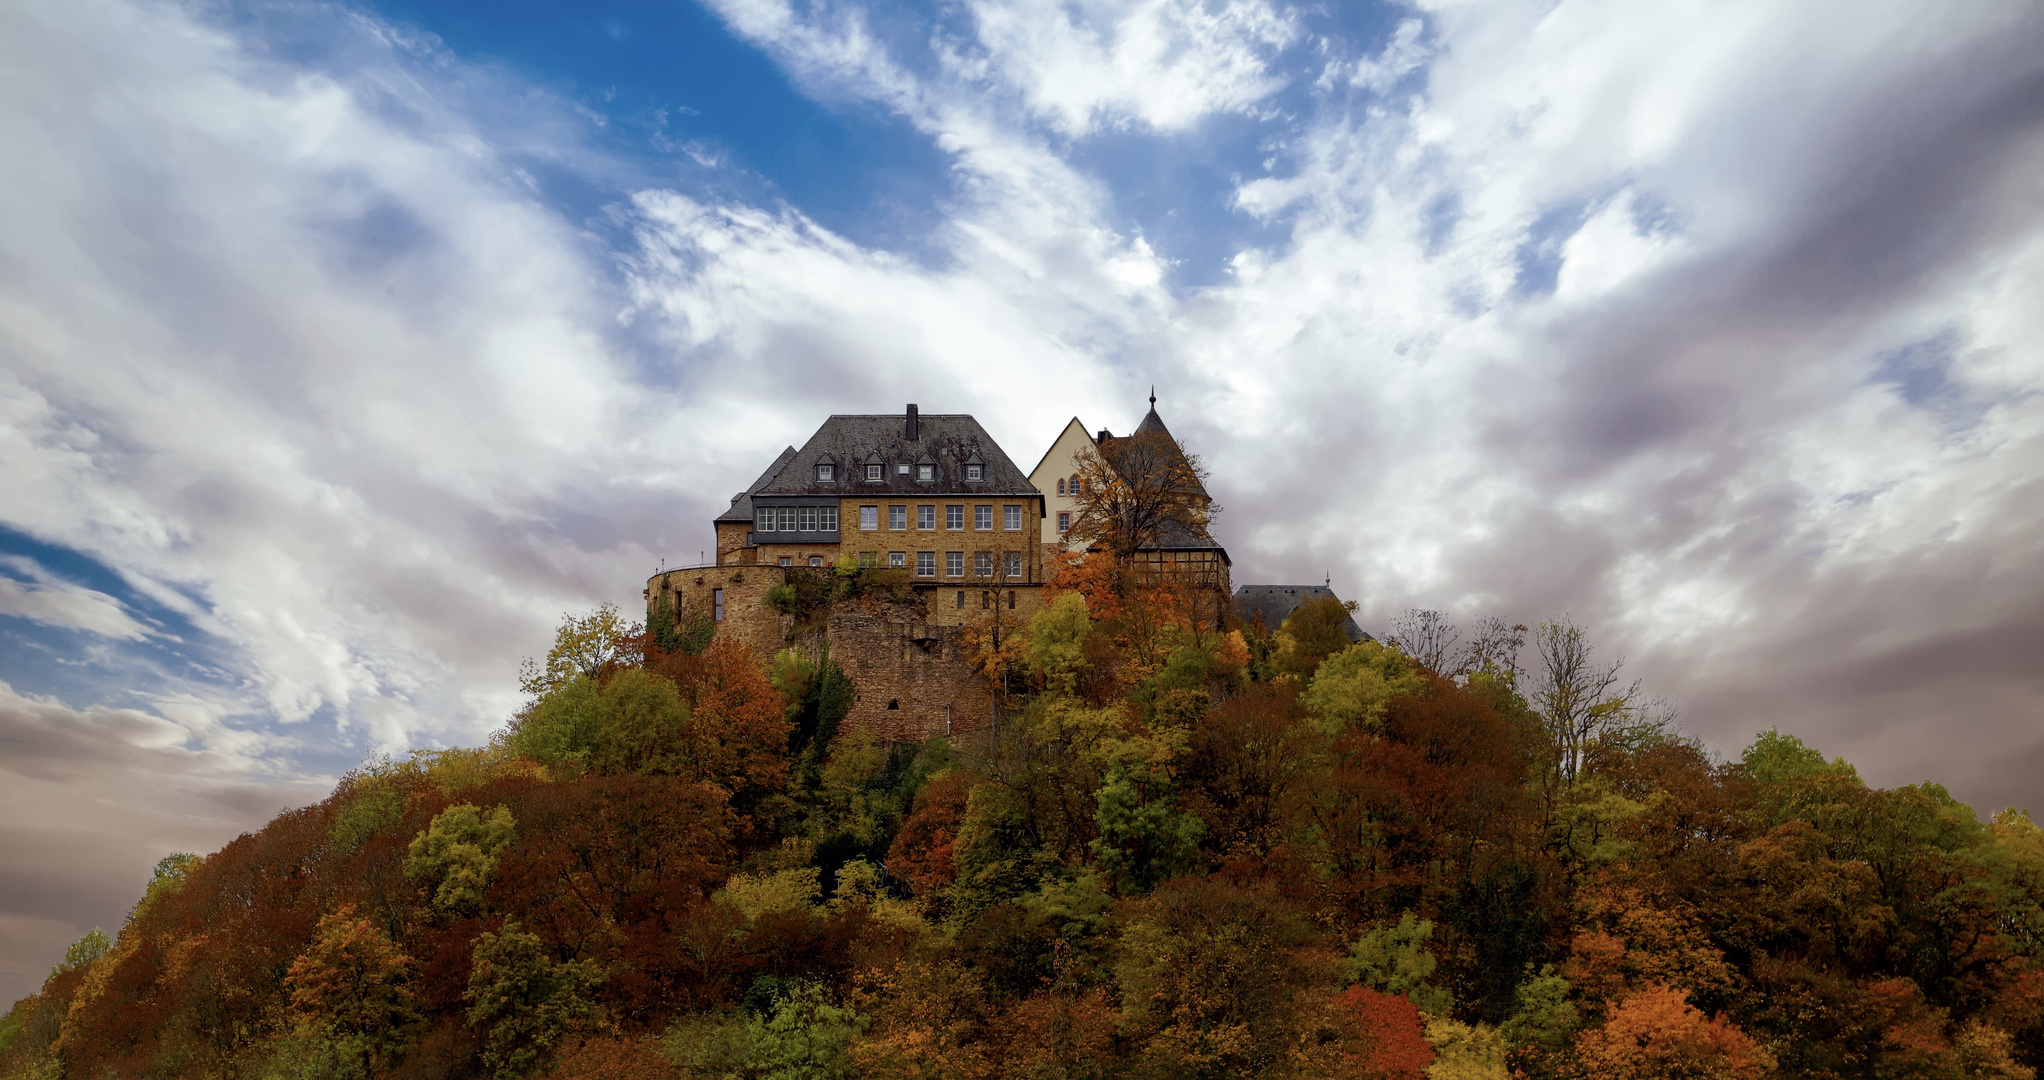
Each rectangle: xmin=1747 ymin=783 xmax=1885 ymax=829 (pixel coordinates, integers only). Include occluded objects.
xmin=1070 ymin=475 xmax=1083 ymax=495
xmin=1056 ymin=478 xmax=1066 ymax=495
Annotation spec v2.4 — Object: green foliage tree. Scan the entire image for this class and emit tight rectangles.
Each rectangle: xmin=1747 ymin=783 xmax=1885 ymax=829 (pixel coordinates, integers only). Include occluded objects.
xmin=518 ymin=602 xmax=630 ymax=697
xmin=1301 ymin=639 xmax=1423 ymax=736
xmin=47 ymin=928 xmax=109 ymax=980
xmin=1342 ymin=912 xmax=1455 ymax=1016
xmin=1025 ymin=592 xmax=1092 ymax=695
xmin=1091 ymin=737 xmax=1205 ymax=894
xmin=405 ymin=803 xmax=516 ymax=914
xmin=1272 ymin=595 xmax=1357 ymax=680
xmin=465 ymin=921 xmax=604 ymax=1080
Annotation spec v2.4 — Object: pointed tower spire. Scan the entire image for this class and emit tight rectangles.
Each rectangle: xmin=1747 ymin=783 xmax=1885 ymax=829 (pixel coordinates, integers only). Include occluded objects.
xmin=1149 ymin=385 xmax=1157 ymax=408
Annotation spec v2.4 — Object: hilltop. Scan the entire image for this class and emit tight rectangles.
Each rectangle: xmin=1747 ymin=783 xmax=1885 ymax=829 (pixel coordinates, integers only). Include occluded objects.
xmin=4 ymin=552 xmax=2042 ymax=1080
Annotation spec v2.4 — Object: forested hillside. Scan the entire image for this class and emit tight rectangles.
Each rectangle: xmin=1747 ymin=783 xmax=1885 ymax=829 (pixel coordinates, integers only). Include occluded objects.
xmin=5 ymin=554 xmax=2042 ymax=1080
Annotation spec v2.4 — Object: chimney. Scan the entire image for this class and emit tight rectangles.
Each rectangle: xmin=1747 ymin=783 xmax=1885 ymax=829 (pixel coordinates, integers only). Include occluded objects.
xmin=1096 ymin=428 xmax=1111 ymax=442
xmin=905 ymin=404 xmax=920 ymax=441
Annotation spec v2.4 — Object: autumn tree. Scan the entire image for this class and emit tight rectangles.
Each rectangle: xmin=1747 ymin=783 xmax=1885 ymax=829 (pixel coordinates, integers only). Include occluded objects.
xmin=520 ymin=602 xmax=632 ymax=697
xmin=282 ymin=904 xmax=422 ymax=1074
xmin=1573 ymin=984 xmax=1775 ymax=1080
xmin=406 ymin=802 xmax=516 ymax=914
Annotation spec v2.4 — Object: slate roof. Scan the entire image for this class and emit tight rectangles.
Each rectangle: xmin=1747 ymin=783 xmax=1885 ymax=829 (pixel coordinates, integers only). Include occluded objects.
xmin=751 ymin=412 xmax=1040 ymax=500
xmin=1234 ymin=585 xmax=1370 ymax=642
xmin=715 ymin=446 xmax=799 ymax=523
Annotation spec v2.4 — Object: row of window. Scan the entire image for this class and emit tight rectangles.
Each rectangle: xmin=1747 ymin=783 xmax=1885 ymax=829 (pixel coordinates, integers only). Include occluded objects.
xmin=816 ymin=462 xmax=986 ymax=483
xmin=856 ymin=504 xmax=1024 ymax=531
xmin=775 ymin=550 xmax=1029 ymax=578
xmin=959 ymin=590 xmax=1019 ymax=610
xmin=1055 ymin=475 xmax=1085 ymax=495
xmin=756 ymin=506 xmax=840 ymax=533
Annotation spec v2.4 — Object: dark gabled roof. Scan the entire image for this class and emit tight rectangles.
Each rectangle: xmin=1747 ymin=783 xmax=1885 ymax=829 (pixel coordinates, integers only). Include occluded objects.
xmin=753 ymin=413 xmax=1038 ymax=498
xmin=715 ymin=446 xmax=798 ymax=523
xmin=1234 ymin=585 xmax=1370 ymax=642
xmin=1096 ymin=403 xmax=1223 ymax=555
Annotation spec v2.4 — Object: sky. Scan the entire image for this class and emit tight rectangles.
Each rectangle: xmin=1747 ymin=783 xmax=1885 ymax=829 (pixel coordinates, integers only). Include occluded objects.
xmin=1 ymin=0 xmax=2041 ymax=1002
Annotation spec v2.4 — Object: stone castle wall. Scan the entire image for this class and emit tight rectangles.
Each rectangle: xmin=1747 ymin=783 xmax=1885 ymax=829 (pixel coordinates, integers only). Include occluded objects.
xmin=646 ymin=565 xmax=1037 ymax=743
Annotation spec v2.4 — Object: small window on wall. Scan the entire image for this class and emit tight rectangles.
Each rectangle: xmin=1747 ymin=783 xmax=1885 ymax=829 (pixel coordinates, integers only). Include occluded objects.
xmin=866 ymin=463 xmax=882 ymax=481
xmin=916 ymin=551 xmax=935 ymax=577
xmin=1058 ymin=511 xmax=1071 ymax=533
xmin=1057 ymin=478 xmax=1066 ymax=495
xmin=779 ymin=556 xmax=792 ymax=567
xmin=1071 ymin=476 xmax=1082 ymax=494
xmin=966 ymin=464 xmax=983 ymax=481
xmin=946 ymin=551 xmax=964 ymax=577
xmin=974 ymin=505 xmax=992 ymax=530
xmin=889 ymin=551 xmax=906 ymax=568
xmin=859 ymin=551 xmax=876 ymax=568
xmin=1007 ymin=590 xmax=1016 ymax=610
xmin=757 ymin=510 xmax=776 ymax=533
xmin=820 ymin=507 xmax=839 ymax=531
xmin=1004 ymin=505 xmax=1021 ymax=530
xmin=800 ymin=507 xmax=818 ymax=532
xmin=981 ymin=591 xmax=991 ymax=609
xmin=946 ymin=505 xmax=964 ymax=530
xmin=975 ymin=551 xmax=993 ymax=578
xmin=713 ymin=588 xmax=724 ymax=621
xmin=897 ymin=464 xmax=911 ymax=476
xmin=817 ymin=463 xmax=834 ymax=482
xmin=860 ymin=506 xmax=878 ymax=530
xmin=917 ymin=464 xmax=934 ymax=482
xmin=955 ymin=591 xmax=965 ymax=609
xmin=809 ymin=556 xmax=823 ymax=567
xmin=917 ymin=505 xmax=935 ymax=530
xmin=1005 ymin=551 xmax=1022 ymax=578
xmin=889 ymin=505 xmax=907 ymax=530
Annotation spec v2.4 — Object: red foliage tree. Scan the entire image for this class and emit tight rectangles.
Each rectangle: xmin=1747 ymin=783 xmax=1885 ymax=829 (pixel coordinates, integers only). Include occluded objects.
xmin=1338 ymin=986 xmax=1434 ymax=1080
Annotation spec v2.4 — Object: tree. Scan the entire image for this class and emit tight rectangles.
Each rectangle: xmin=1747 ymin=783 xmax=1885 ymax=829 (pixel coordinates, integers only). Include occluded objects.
xmin=406 ymin=803 xmax=516 ymax=914
xmin=1067 ymin=429 xmax=1215 ymax=562
xmin=466 ymin=921 xmax=605 ymax=1080
xmin=1301 ymin=640 xmax=1423 ymax=737
xmin=1272 ymin=597 xmax=1357 ymax=680
xmin=1572 ymin=984 xmax=1774 ymax=1080
xmin=1342 ymin=913 xmax=1454 ymax=1017
xmin=1337 ymin=986 xmax=1435 ymax=1080
xmin=520 ymin=602 xmax=631 ymax=697
xmin=1388 ymin=610 xmax=1460 ymax=676
xmin=283 ymin=905 xmax=421 ymax=1074
xmin=1529 ymin=617 xmax=1659 ymax=790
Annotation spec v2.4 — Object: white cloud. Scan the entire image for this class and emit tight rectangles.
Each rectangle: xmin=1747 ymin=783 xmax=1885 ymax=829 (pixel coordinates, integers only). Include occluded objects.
xmin=0 ymin=556 xmax=149 ymax=641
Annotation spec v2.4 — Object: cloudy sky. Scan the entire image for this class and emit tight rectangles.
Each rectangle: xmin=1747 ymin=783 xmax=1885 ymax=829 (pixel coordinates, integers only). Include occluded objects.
xmin=2 ymin=0 xmax=2041 ymax=999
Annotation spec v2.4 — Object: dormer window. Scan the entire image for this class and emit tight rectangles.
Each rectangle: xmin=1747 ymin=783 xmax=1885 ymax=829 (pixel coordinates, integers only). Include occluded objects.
xmin=866 ymin=463 xmax=882 ymax=481
xmin=817 ymin=463 xmax=834 ymax=482
xmin=965 ymin=464 xmax=983 ymax=481
xmin=917 ymin=464 xmax=934 ymax=482
xmin=897 ymin=464 xmax=911 ymax=476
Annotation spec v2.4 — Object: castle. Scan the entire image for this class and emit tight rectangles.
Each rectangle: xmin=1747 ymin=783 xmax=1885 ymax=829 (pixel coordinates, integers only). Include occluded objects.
xmin=645 ymin=400 xmax=1301 ymax=742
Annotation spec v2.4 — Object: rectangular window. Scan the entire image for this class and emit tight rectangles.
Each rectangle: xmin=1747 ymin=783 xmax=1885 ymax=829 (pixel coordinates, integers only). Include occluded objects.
xmin=1004 ymin=505 xmax=1021 ymax=530
xmin=981 ymin=590 xmax=991 ymax=609
xmin=779 ymin=556 xmax=791 ymax=567
xmin=966 ymin=464 xmax=983 ymax=481
xmin=712 ymin=588 xmax=724 ymax=621
xmin=975 ymin=551 xmax=993 ymax=578
xmin=946 ymin=551 xmax=964 ymax=577
xmin=916 ymin=551 xmax=935 ymax=577
xmin=860 ymin=506 xmax=878 ymax=530
xmin=866 ymin=463 xmax=882 ymax=481
xmin=1057 ymin=511 xmax=1071 ymax=533
xmin=889 ymin=505 xmax=906 ymax=530
xmin=808 ymin=555 xmax=823 ymax=567
xmin=956 ymin=590 xmax=965 ymax=609
xmin=917 ymin=464 xmax=934 ymax=482
xmin=859 ymin=550 xmax=876 ymax=568
xmin=1005 ymin=551 xmax=1022 ymax=578
xmin=974 ymin=505 xmax=992 ymax=530
xmin=898 ymin=464 xmax=911 ymax=476
xmin=757 ymin=508 xmax=776 ymax=532
xmin=820 ymin=507 xmax=838 ymax=532
xmin=889 ymin=551 xmax=905 ymax=568
xmin=818 ymin=464 xmax=833 ymax=481
xmin=946 ymin=505 xmax=964 ymax=530
xmin=917 ymin=505 xmax=935 ymax=530
xmin=799 ymin=506 xmax=818 ymax=532
xmin=1007 ymin=590 xmax=1016 ymax=610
